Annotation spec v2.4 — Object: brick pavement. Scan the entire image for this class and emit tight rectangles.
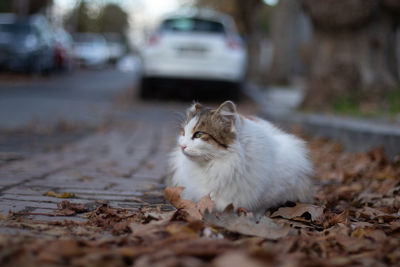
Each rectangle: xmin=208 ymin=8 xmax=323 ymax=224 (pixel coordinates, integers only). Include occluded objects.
xmin=0 ymin=122 xmax=177 ymax=234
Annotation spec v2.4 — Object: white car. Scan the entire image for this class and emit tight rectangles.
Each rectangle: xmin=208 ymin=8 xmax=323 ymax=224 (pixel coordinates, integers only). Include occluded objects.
xmin=72 ymin=33 xmax=109 ymax=68
xmin=140 ymin=8 xmax=247 ymax=98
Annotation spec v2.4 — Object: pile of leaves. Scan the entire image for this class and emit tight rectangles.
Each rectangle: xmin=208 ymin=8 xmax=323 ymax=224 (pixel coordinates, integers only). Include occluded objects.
xmin=1 ymin=139 xmax=400 ymax=266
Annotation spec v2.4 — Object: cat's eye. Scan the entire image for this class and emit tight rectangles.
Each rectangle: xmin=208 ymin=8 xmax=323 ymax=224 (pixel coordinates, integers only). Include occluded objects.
xmin=193 ymin=132 xmax=203 ymax=139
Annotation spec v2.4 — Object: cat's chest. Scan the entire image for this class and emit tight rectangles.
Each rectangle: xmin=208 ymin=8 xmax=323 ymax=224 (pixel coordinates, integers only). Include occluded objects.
xmin=189 ymin=162 xmax=241 ymax=193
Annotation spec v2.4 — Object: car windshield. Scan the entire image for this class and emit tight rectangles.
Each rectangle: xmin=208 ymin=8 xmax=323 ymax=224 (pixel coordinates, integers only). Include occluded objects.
xmin=161 ymin=18 xmax=225 ymax=34
xmin=0 ymin=23 xmax=32 ymax=35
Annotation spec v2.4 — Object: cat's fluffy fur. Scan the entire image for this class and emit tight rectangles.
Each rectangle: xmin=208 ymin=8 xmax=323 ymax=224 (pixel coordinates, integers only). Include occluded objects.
xmin=169 ymin=101 xmax=313 ymax=212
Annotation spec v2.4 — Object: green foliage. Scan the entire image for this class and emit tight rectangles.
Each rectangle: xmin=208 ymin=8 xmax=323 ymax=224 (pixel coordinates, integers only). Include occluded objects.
xmin=194 ymin=0 xmax=271 ymax=34
xmin=64 ymin=2 xmax=129 ymax=35
xmin=97 ymin=4 xmax=128 ymax=35
xmin=65 ymin=2 xmax=98 ymax=33
xmin=331 ymin=94 xmax=362 ymax=116
xmin=331 ymin=87 xmax=400 ymax=118
xmin=385 ymin=88 xmax=400 ymax=115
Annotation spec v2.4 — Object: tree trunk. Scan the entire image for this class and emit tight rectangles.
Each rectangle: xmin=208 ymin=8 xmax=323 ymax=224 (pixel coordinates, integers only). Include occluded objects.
xmin=268 ymin=0 xmax=311 ymax=84
xmin=235 ymin=0 xmax=262 ymax=81
xmin=302 ymin=0 xmax=399 ymax=109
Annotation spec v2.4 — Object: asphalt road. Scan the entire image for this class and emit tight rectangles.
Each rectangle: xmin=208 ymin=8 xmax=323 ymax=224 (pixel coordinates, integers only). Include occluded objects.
xmin=0 ymin=69 xmax=139 ymax=129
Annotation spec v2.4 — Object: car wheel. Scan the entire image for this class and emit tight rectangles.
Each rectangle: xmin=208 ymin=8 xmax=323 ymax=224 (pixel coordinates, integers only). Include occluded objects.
xmin=139 ymin=78 xmax=153 ymax=99
xmin=229 ymin=82 xmax=242 ymax=102
xmin=30 ymin=56 xmax=44 ymax=75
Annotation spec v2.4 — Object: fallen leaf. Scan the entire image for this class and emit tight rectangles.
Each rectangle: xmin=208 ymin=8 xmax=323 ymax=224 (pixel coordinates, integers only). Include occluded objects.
xmin=390 ymin=220 xmax=400 ymax=231
xmin=164 ymin=186 xmax=214 ymax=222
xmin=364 ymin=229 xmax=387 ymax=242
xmin=40 ymin=240 xmax=83 ymax=258
xmin=351 ymin=228 xmax=365 ymax=238
xmin=271 ymin=203 xmax=324 ymax=221
xmin=205 ymin=212 xmax=290 ymax=240
xmin=321 ymin=210 xmax=348 ymax=227
xmin=165 ymin=222 xmax=198 ymax=237
xmin=169 ymin=238 xmax=236 ymax=257
xmin=358 ymin=206 xmax=398 ymax=222
xmin=54 ymin=200 xmax=88 ymax=216
xmin=197 ymin=194 xmax=215 ymax=215
xmin=213 ymin=251 xmax=266 ymax=267
xmin=44 ymin=190 xmax=76 ymax=198
xmin=334 ymin=233 xmax=373 ymax=253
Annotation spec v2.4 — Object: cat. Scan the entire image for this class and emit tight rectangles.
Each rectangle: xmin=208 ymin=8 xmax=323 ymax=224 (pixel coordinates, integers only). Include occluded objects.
xmin=168 ymin=101 xmax=313 ymax=213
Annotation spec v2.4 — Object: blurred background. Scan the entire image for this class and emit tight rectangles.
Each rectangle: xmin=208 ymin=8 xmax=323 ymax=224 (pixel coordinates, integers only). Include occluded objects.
xmin=0 ymin=0 xmax=400 ymax=136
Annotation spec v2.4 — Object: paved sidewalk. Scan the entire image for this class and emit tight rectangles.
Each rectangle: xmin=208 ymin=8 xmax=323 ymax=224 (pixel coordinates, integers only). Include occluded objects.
xmin=0 ymin=122 xmax=176 ymax=233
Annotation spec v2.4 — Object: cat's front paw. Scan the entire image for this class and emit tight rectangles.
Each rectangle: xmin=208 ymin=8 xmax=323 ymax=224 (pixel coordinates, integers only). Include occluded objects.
xmin=209 ymin=191 xmax=215 ymax=200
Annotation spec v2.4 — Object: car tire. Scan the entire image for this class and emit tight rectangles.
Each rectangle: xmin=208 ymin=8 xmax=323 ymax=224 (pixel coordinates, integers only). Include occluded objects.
xmin=229 ymin=82 xmax=242 ymax=102
xmin=30 ymin=56 xmax=44 ymax=75
xmin=139 ymin=77 xmax=153 ymax=99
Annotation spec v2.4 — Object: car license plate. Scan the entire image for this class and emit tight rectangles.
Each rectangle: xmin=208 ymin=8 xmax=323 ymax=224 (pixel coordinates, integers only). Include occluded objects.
xmin=177 ymin=46 xmax=207 ymax=56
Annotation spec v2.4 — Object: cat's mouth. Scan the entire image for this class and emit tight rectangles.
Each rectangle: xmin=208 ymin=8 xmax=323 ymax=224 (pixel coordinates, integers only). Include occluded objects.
xmin=182 ymin=150 xmax=197 ymax=158
xmin=182 ymin=150 xmax=212 ymax=162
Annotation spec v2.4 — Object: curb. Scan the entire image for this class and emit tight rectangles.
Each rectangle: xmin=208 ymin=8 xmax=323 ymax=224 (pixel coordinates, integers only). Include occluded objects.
xmin=244 ymin=84 xmax=400 ymax=160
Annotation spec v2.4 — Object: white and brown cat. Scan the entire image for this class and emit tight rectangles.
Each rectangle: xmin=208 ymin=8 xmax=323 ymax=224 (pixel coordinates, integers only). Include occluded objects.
xmin=169 ymin=101 xmax=313 ymax=213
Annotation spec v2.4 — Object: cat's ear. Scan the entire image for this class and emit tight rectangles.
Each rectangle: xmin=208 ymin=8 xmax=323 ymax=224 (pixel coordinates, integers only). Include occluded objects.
xmin=214 ymin=101 xmax=237 ymax=127
xmin=216 ymin=101 xmax=237 ymax=116
xmin=186 ymin=102 xmax=203 ymax=117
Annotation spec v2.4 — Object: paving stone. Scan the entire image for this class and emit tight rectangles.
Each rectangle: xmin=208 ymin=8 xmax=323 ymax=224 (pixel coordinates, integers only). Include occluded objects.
xmin=0 ymin=200 xmax=57 ymax=214
xmin=0 ymin=203 xmax=27 ymax=215
xmin=0 ymin=194 xmax=94 ymax=204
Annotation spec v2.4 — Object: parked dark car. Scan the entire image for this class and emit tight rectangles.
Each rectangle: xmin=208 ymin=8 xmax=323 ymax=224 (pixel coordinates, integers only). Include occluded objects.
xmin=54 ymin=28 xmax=73 ymax=71
xmin=0 ymin=13 xmax=55 ymax=73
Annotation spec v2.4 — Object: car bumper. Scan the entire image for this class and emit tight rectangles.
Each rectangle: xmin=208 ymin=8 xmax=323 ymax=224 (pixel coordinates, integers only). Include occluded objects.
xmin=1 ymin=52 xmax=33 ymax=70
xmin=142 ymin=52 xmax=246 ymax=82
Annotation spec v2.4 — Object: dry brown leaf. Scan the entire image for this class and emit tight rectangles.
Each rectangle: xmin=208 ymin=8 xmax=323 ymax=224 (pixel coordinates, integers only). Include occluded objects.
xmin=390 ymin=220 xmax=400 ymax=231
xmin=54 ymin=200 xmax=88 ymax=216
xmin=130 ymin=221 xmax=163 ymax=237
xmin=358 ymin=206 xmax=398 ymax=221
xmin=37 ymin=240 xmax=83 ymax=263
xmin=351 ymin=228 xmax=366 ymax=238
xmin=364 ymin=229 xmax=387 ymax=242
xmin=321 ymin=210 xmax=348 ymax=227
xmin=164 ymin=186 xmax=214 ymax=222
xmin=197 ymin=194 xmax=215 ymax=215
xmin=213 ymin=252 xmax=266 ymax=267
xmin=44 ymin=190 xmax=76 ymax=198
xmin=205 ymin=212 xmax=290 ymax=240
xmin=168 ymin=238 xmax=236 ymax=257
xmin=271 ymin=203 xmax=324 ymax=221
xmin=334 ymin=233 xmax=373 ymax=253
xmin=350 ymin=221 xmax=373 ymax=229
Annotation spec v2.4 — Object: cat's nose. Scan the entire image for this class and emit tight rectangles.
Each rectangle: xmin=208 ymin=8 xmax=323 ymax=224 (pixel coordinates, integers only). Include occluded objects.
xmin=180 ymin=145 xmax=187 ymax=151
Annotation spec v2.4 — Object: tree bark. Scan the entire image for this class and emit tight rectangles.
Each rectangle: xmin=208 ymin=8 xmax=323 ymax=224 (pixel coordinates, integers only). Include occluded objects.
xmin=268 ymin=0 xmax=312 ymax=84
xmin=234 ymin=0 xmax=263 ymax=81
xmin=302 ymin=0 xmax=399 ymax=109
